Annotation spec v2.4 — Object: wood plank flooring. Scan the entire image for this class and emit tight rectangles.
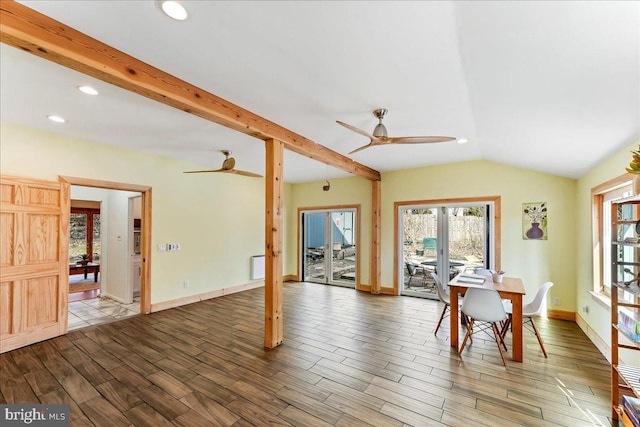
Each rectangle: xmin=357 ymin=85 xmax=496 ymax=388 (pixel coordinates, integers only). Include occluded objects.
xmin=0 ymin=282 xmax=611 ymax=426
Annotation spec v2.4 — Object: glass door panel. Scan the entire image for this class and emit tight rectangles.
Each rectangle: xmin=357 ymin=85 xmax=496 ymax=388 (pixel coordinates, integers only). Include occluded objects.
xmin=400 ymin=203 xmax=492 ymax=299
xmin=331 ymin=211 xmax=356 ymax=286
xmin=304 ymin=212 xmax=327 ymax=282
xmin=447 ymin=206 xmax=486 ymax=281
xmin=302 ymin=209 xmax=357 ymax=287
xmin=92 ymin=213 xmax=101 ymax=263
xmin=401 ymin=208 xmax=438 ymax=299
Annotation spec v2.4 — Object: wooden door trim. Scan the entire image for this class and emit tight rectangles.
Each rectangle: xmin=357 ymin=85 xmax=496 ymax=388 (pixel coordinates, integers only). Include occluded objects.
xmin=59 ymin=176 xmax=152 ymax=314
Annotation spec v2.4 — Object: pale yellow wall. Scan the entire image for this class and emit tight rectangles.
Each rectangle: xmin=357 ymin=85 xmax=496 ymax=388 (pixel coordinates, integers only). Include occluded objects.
xmin=283 ymin=183 xmax=296 ymax=276
xmin=1 ymin=123 xmax=265 ymax=305
xmin=287 ymin=160 xmax=578 ymax=310
xmin=380 ymin=161 xmax=577 ymax=307
xmin=382 ymin=161 xmax=576 ymax=311
xmin=576 ymin=141 xmax=639 ymax=363
xmin=287 ymin=176 xmax=372 ymax=285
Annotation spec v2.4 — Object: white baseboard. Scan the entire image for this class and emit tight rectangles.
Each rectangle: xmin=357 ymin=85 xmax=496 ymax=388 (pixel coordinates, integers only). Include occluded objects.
xmin=576 ymin=312 xmax=611 ymax=363
xmin=150 ymin=280 xmax=265 ymax=313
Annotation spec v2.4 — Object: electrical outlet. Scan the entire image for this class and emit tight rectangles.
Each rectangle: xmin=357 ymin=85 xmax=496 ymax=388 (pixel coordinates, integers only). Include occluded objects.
xmin=553 ymin=297 xmax=560 ymax=306
xmin=158 ymin=244 xmax=167 ymax=252
xmin=183 ymin=280 xmax=189 ymax=289
xmin=582 ymin=305 xmax=589 ymax=314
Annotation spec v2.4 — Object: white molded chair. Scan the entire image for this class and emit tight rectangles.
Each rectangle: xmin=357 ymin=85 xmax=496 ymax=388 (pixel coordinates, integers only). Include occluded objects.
xmin=432 ymin=272 xmax=467 ymax=335
xmin=459 ymin=287 xmax=509 ymax=367
xmin=501 ymin=282 xmax=554 ymax=358
xmin=432 ymin=272 xmax=451 ymax=335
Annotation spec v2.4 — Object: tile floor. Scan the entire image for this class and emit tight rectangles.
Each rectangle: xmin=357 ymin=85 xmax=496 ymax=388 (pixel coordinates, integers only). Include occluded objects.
xmin=68 ymin=295 xmax=140 ymax=331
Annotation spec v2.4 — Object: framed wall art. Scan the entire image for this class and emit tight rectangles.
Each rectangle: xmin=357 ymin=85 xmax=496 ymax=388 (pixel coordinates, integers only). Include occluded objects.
xmin=523 ymin=202 xmax=547 ymax=240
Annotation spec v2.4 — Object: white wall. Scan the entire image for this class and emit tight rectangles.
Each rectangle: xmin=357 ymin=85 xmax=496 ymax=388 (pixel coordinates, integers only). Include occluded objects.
xmin=105 ymin=189 xmax=138 ymax=303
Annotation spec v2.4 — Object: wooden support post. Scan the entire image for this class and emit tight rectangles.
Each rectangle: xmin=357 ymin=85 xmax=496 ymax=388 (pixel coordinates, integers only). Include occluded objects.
xmin=265 ymin=139 xmax=284 ymax=348
xmin=370 ymin=180 xmax=381 ymax=294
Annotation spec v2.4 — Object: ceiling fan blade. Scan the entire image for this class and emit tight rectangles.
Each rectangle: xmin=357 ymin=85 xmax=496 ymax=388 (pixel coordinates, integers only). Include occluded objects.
xmin=348 ymin=142 xmax=378 ymax=155
xmin=183 ymin=168 xmax=225 ymax=174
xmin=336 ymin=121 xmax=376 ymax=140
xmin=388 ymin=136 xmax=457 ymax=144
xmin=227 ymin=169 xmax=263 ymax=178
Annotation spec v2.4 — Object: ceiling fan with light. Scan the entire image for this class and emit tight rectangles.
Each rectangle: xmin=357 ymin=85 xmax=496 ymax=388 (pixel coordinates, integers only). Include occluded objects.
xmin=337 ymin=108 xmax=457 ymax=154
xmin=183 ymin=150 xmax=262 ymax=177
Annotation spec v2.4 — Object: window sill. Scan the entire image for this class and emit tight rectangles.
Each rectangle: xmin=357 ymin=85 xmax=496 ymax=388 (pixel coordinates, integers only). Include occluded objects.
xmin=589 ymin=290 xmax=611 ymax=310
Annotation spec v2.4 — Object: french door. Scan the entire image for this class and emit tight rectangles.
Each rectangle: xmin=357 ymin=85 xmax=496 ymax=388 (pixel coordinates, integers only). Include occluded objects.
xmin=301 ymin=209 xmax=357 ymax=287
xmin=399 ymin=201 xmax=494 ymax=299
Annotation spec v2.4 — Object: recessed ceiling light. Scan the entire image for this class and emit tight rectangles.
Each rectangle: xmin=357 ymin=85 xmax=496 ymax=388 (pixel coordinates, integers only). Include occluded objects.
xmin=78 ymin=85 xmax=98 ymax=95
xmin=47 ymin=115 xmax=66 ymax=123
xmin=159 ymin=1 xmax=188 ymax=21
xmin=457 ymin=138 xmax=468 ymax=144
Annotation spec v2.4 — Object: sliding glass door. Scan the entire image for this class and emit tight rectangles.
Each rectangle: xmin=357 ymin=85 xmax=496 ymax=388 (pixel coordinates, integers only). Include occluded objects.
xmin=301 ymin=209 xmax=357 ymax=287
xmin=399 ymin=202 xmax=493 ymax=299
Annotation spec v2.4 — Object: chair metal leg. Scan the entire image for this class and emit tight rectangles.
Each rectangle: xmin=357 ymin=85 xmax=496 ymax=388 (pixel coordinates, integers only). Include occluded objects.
xmin=497 ymin=323 xmax=508 ymax=352
xmin=459 ymin=319 xmax=474 ymax=354
xmin=435 ymin=304 xmax=448 ymax=335
xmin=529 ymin=317 xmax=548 ymax=358
xmin=407 ymin=272 xmax=414 ymax=286
xmin=492 ymin=323 xmax=508 ymax=367
xmin=500 ymin=315 xmax=512 ymax=339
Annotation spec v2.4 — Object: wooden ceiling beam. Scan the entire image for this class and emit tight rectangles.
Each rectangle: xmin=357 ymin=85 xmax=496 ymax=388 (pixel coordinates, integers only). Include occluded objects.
xmin=0 ymin=1 xmax=381 ymax=182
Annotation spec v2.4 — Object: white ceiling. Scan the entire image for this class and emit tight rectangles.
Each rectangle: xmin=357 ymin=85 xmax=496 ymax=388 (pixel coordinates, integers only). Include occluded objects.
xmin=1 ymin=1 xmax=638 ymax=183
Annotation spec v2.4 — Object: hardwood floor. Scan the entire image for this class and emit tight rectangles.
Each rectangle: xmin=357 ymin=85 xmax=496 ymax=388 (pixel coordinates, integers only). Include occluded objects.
xmin=0 ymin=282 xmax=611 ymax=426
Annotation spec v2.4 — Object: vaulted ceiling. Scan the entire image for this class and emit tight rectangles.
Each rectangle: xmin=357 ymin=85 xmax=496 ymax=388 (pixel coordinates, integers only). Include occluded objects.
xmin=1 ymin=1 xmax=638 ymax=183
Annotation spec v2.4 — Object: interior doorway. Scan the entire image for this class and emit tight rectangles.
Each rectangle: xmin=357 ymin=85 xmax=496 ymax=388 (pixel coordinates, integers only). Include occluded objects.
xmin=60 ymin=176 xmax=151 ymax=316
xmin=300 ymin=208 xmax=357 ymax=288
xmin=67 ymin=186 xmax=145 ymax=329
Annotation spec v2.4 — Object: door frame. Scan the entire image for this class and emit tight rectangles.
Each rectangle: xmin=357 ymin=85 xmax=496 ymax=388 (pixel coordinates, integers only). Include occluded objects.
xmin=60 ymin=176 xmax=152 ymax=314
xmin=298 ymin=205 xmax=360 ymax=287
xmin=393 ymin=196 xmax=501 ymax=295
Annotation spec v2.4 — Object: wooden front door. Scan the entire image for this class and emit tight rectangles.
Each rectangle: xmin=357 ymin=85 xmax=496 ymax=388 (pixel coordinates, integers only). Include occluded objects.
xmin=0 ymin=176 xmax=70 ymax=353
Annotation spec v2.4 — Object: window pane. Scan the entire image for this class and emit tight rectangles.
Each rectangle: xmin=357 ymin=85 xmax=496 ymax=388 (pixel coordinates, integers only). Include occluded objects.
xmin=69 ymin=213 xmax=87 ymax=263
xmin=602 ymin=186 xmax=633 ymax=290
xmin=93 ymin=214 xmax=101 ymax=263
xmin=448 ymin=206 xmax=485 ymax=273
